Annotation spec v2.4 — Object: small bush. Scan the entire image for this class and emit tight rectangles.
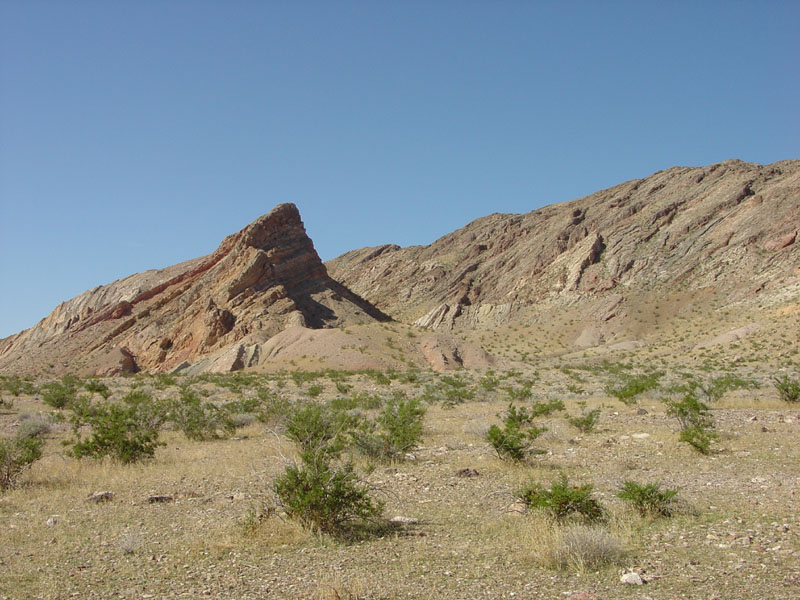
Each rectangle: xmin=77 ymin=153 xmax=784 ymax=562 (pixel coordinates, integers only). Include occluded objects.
xmin=41 ymin=377 xmax=80 ymax=409
xmin=275 ymin=403 xmax=383 ymax=536
xmin=516 ymin=475 xmax=605 ymax=523
xmin=307 ymin=384 xmax=324 ymax=398
xmin=84 ymin=379 xmax=111 ymax=399
xmin=274 ymin=461 xmax=382 ymax=536
xmin=353 ymin=394 xmax=425 ymax=461
xmin=773 ymin=373 xmax=800 ymax=403
xmin=604 ymin=371 xmax=662 ymax=405
xmin=664 ymin=389 xmax=717 ymax=454
xmin=487 ymin=403 xmax=547 ymax=461
xmin=67 ymin=391 xmax=165 ymax=463
xmin=0 ymin=375 xmax=36 ymax=397
xmin=0 ymin=434 xmax=44 ymax=491
xmin=568 ymin=408 xmax=601 ymax=433
xmin=170 ymin=387 xmax=235 ymax=441
xmin=617 ymin=480 xmax=678 ymax=517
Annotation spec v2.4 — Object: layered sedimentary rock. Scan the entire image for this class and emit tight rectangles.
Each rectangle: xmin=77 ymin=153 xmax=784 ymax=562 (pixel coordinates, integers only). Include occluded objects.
xmin=328 ymin=160 xmax=800 ymax=340
xmin=0 ymin=204 xmax=389 ymax=375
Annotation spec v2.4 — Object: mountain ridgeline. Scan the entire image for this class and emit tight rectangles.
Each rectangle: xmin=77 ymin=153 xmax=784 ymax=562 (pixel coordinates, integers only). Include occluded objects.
xmin=1 ymin=159 xmax=798 ymax=375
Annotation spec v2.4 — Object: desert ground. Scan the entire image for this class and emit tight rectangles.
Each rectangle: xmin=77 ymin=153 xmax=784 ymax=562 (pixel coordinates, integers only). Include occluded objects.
xmin=2 ymin=328 xmax=799 ymax=600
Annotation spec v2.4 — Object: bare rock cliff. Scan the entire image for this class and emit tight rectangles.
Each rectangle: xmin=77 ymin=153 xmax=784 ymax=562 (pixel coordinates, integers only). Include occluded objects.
xmin=0 ymin=203 xmax=389 ymax=375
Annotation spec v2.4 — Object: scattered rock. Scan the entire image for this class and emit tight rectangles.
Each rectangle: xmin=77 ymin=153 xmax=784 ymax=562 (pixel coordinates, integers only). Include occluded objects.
xmin=86 ymin=491 xmax=115 ymax=503
xmin=45 ymin=516 xmax=58 ymax=527
xmin=455 ymin=468 xmax=480 ymax=478
xmin=620 ymin=571 xmax=644 ymax=585
xmin=631 ymin=433 xmax=650 ymax=440
xmin=147 ymin=495 xmax=174 ymax=504
xmin=390 ymin=516 xmax=420 ymax=525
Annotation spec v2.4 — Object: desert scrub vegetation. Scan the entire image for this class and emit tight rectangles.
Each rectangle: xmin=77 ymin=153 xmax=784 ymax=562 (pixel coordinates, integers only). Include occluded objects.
xmin=567 ymin=407 xmax=601 ymax=433
xmin=0 ymin=430 xmax=44 ymax=491
xmin=603 ymin=369 xmax=662 ymax=404
xmin=169 ymin=386 xmax=235 ymax=441
xmin=40 ymin=375 xmax=81 ymax=408
xmin=487 ymin=400 xmax=563 ymax=461
xmin=664 ymin=387 xmax=717 ymax=454
xmin=66 ymin=389 xmax=165 ymax=463
xmin=274 ymin=403 xmax=383 ymax=536
xmin=516 ymin=475 xmax=605 ymax=523
xmin=772 ymin=372 xmax=800 ymax=403
xmin=351 ymin=392 xmax=426 ymax=461
xmin=617 ymin=480 xmax=679 ymax=517
xmin=0 ymin=374 xmax=36 ymax=397
xmin=521 ymin=517 xmax=625 ymax=571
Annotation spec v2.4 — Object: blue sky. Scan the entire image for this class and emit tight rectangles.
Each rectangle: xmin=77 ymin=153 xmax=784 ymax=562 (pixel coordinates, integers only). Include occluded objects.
xmin=1 ymin=1 xmax=798 ymax=338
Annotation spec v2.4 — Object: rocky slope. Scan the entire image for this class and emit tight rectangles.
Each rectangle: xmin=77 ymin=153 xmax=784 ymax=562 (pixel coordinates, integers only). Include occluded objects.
xmin=0 ymin=204 xmax=390 ymax=375
xmin=328 ymin=159 xmax=800 ymax=349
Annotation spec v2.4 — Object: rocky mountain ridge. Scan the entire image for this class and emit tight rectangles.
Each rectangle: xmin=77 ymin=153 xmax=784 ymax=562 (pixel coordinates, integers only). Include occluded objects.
xmin=328 ymin=160 xmax=799 ymax=344
xmin=0 ymin=204 xmax=390 ymax=375
xmin=2 ymin=159 xmax=798 ymax=375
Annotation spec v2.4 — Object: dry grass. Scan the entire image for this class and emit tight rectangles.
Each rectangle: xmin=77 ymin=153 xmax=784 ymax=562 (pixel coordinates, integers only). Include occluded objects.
xmin=2 ymin=363 xmax=800 ymax=598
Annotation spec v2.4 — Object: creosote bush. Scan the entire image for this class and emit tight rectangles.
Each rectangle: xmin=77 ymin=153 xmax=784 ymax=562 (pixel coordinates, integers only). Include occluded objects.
xmin=664 ymin=388 xmax=717 ymax=454
xmin=41 ymin=377 xmax=80 ymax=409
xmin=516 ymin=475 xmax=605 ymax=523
xmin=274 ymin=404 xmax=382 ymax=536
xmin=169 ymin=386 xmax=235 ymax=441
xmin=353 ymin=393 xmax=425 ymax=461
xmin=0 ymin=432 xmax=44 ymax=491
xmin=487 ymin=400 xmax=562 ymax=461
xmin=617 ymin=480 xmax=678 ymax=517
xmin=568 ymin=408 xmax=601 ymax=433
xmin=67 ymin=390 xmax=165 ymax=463
xmin=773 ymin=373 xmax=800 ymax=403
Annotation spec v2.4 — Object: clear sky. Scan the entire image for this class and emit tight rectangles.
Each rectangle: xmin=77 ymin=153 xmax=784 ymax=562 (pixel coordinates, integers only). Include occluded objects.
xmin=1 ymin=1 xmax=798 ymax=339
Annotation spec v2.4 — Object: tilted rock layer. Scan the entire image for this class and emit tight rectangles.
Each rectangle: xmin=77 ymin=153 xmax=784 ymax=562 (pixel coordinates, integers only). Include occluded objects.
xmin=0 ymin=204 xmax=389 ymax=375
xmin=328 ymin=159 xmax=800 ymax=341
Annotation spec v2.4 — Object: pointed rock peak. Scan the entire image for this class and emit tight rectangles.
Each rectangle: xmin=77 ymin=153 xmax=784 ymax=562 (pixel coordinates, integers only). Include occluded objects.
xmin=237 ymin=203 xmax=308 ymax=251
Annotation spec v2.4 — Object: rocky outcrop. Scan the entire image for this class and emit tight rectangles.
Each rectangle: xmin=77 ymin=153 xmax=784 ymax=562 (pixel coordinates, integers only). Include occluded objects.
xmin=328 ymin=160 xmax=800 ymax=337
xmin=0 ymin=203 xmax=390 ymax=375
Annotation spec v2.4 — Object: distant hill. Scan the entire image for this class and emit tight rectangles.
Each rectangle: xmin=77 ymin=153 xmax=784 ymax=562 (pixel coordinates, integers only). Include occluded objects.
xmin=2 ymin=160 xmax=798 ymax=376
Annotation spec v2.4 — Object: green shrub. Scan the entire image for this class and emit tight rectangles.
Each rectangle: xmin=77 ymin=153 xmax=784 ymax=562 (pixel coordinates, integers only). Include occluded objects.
xmin=0 ymin=375 xmax=36 ymax=397
xmin=67 ymin=391 xmax=164 ymax=463
xmin=307 ymin=384 xmax=324 ymax=398
xmin=84 ymin=379 xmax=111 ymax=399
xmin=423 ymin=375 xmax=475 ymax=407
xmin=604 ymin=371 xmax=662 ymax=405
xmin=516 ymin=475 xmax=605 ymax=523
xmin=274 ymin=461 xmax=382 ymax=536
xmin=255 ymin=390 xmax=293 ymax=428
xmin=479 ymin=370 xmax=500 ymax=392
xmin=285 ymin=403 xmax=352 ymax=467
xmin=773 ymin=373 xmax=800 ymax=403
xmin=505 ymin=381 xmax=534 ymax=402
xmin=275 ymin=403 xmax=382 ymax=536
xmin=0 ymin=434 xmax=44 ymax=491
xmin=617 ymin=480 xmax=678 ymax=517
xmin=170 ymin=387 xmax=235 ymax=441
xmin=487 ymin=403 xmax=547 ymax=461
xmin=664 ymin=389 xmax=717 ymax=454
xmin=353 ymin=394 xmax=425 ymax=461
xmin=568 ymin=408 xmax=601 ymax=433
xmin=40 ymin=377 xmax=80 ymax=409
xmin=698 ymin=374 xmax=757 ymax=402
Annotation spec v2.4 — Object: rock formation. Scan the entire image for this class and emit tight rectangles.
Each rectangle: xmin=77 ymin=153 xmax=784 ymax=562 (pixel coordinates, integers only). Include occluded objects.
xmin=0 ymin=204 xmax=389 ymax=375
xmin=328 ymin=159 xmax=800 ymax=347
